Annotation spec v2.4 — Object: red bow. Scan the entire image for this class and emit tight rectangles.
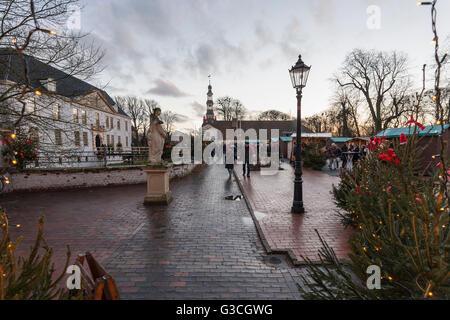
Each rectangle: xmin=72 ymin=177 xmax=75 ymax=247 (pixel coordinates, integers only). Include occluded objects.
xmin=405 ymin=115 xmax=425 ymax=131
xmin=379 ymin=148 xmax=399 ymax=165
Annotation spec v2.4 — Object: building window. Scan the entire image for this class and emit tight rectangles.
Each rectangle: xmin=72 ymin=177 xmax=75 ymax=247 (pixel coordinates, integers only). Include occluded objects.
xmin=107 ymin=135 xmax=110 ymax=146
xmin=46 ymin=78 xmax=56 ymax=92
xmin=111 ymin=135 xmax=115 ymax=149
xmin=118 ymin=136 xmax=121 ymax=146
xmin=73 ymin=108 xmax=79 ymax=123
xmin=117 ymin=119 xmax=121 ymax=130
xmin=105 ymin=116 xmax=109 ymax=129
xmin=81 ymin=110 xmax=87 ymax=125
xmin=29 ymin=127 xmax=39 ymax=147
xmin=126 ymin=136 xmax=128 ymax=147
xmin=53 ymin=104 xmax=61 ymax=120
xmin=55 ymin=129 xmax=62 ymax=146
xmin=25 ymin=99 xmax=37 ymax=115
xmin=125 ymin=121 xmax=128 ymax=131
xmin=74 ymin=131 xmax=80 ymax=146
xmin=110 ymin=118 xmax=114 ymax=129
xmin=83 ymin=132 xmax=88 ymax=147
xmin=96 ymin=113 xmax=100 ymax=127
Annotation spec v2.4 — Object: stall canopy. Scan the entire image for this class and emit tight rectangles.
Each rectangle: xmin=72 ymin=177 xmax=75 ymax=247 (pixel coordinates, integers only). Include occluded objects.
xmin=291 ymin=133 xmax=332 ymax=138
xmin=331 ymin=137 xmax=351 ymax=143
xmin=376 ymin=124 xmax=450 ymax=138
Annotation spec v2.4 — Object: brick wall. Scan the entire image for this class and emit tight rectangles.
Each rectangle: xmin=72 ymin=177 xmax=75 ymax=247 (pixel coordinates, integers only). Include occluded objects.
xmin=2 ymin=164 xmax=198 ymax=193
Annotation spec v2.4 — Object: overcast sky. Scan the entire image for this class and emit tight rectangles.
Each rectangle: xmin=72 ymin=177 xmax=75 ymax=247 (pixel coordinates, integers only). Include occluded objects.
xmin=80 ymin=0 xmax=450 ymax=131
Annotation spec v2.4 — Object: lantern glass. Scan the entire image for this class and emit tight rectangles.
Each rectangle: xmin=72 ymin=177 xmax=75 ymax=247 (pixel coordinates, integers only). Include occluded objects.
xmin=289 ymin=55 xmax=311 ymax=89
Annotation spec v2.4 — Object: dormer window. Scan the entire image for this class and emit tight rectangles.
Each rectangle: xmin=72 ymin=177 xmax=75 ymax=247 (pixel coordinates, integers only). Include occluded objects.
xmin=43 ymin=78 xmax=56 ymax=92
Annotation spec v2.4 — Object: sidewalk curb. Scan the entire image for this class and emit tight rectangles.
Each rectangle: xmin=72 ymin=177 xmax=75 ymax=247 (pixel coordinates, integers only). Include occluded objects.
xmin=233 ymin=169 xmax=320 ymax=267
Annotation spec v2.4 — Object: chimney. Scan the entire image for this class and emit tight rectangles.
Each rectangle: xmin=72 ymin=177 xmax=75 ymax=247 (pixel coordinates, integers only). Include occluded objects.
xmin=232 ymin=118 xmax=238 ymax=129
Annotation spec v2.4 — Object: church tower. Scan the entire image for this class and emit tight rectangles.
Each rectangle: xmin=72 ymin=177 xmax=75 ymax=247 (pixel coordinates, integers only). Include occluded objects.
xmin=204 ymin=76 xmax=215 ymax=124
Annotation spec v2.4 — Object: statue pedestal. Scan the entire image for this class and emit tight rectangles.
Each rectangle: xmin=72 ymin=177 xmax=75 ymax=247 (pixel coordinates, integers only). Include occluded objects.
xmin=142 ymin=166 xmax=172 ymax=205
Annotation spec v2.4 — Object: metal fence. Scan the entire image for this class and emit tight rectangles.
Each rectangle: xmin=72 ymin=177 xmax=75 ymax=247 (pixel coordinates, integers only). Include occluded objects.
xmin=23 ymin=146 xmax=193 ymax=169
xmin=29 ymin=147 xmax=150 ymax=169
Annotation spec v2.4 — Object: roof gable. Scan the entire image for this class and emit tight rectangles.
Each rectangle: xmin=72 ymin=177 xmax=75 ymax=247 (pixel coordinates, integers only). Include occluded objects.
xmin=0 ymin=49 xmax=115 ymax=105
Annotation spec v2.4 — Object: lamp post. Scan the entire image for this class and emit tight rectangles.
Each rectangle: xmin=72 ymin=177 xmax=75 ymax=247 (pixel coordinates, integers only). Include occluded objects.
xmin=289 ymin=54 xmax=311 ymax=214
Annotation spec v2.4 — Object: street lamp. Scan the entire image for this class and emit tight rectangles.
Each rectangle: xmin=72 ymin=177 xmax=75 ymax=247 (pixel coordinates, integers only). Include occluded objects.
xmin=289 ymin=54 xmax=311 ymax=214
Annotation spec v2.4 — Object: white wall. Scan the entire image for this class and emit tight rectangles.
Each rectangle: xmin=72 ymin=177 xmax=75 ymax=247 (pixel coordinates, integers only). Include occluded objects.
xmin=2 ymin=164 xmax=198 ymax=193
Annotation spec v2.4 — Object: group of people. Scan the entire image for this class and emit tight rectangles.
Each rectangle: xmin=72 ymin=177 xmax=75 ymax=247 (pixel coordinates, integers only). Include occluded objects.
xmin=223 ymin=142 xmax=257 ymax=178
xmin=327 ymin=143 xmax=367 ymax=170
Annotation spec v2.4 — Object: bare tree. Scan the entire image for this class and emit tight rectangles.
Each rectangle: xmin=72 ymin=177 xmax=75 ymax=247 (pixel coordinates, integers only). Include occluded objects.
xmin=258 ymin=109 xmax=291 ymax=121
xmin=115 ymin=96 xmax=145 ymax=147
xmin=0 ymin=0 xmax=104 ymax=110
xmin=335 ymin=49 xmax=411 ymax=133
xmin=215 ymin=96 xmax=246 ymax=120
xmin=215 ymin=96 xmax=233 ymax=121
xmin=160 ymin=110 xmax=176 ymax=135
xmin=231 ymin=99 xmax=246 ymax=120
xmin=0 ymin=0 xmax=105 ymax=168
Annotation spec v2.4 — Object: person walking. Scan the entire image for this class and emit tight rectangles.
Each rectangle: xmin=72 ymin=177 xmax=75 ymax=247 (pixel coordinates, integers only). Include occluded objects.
xmin=224 ymin=143 xmax=236 ymax=178
xmin=242 ymin=141 xmax=255 ymax=177
xmin=341 ymin=144 xmax=348 ymax=169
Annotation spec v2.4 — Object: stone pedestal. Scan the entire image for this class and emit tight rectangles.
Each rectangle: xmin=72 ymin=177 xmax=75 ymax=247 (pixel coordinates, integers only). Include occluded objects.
xmin=142 ymin=167 xmax=172 ymax=205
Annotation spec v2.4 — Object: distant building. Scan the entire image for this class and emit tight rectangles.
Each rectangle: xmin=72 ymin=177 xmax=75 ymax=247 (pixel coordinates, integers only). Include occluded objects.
xmin=200 ymin=80 xmax=312 ymax=159
xmin=0 ymin=48 xmax=132 ymax=168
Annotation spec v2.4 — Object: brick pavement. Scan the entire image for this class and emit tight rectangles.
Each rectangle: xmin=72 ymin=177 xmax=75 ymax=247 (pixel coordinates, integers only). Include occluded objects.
xmin=235 ymin=161 xmax=353 ymax=264
xmin=1 ymin=165 xmax=309 ymax=300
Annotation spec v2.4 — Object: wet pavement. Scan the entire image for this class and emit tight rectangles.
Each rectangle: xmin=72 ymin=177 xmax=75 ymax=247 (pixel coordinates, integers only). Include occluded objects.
xmin=1 ymin=164 xmax=308 ymax=300
xmin=235 ymin=161 xmax=353 ymax=264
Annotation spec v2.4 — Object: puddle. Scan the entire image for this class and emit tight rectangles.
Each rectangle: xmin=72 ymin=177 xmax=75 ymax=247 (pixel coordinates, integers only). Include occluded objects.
xmin=262 ymin=255 xmax=286 ymax=268
xmin=241 ymin=217 xmax=253 ymax=226
xmin=253 ymin=211 xmax=267 ymax=220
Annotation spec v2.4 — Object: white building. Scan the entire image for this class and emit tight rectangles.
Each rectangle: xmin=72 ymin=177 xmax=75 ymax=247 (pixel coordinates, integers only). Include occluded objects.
xmin=0 ymin=49 xmax=132 ymax=168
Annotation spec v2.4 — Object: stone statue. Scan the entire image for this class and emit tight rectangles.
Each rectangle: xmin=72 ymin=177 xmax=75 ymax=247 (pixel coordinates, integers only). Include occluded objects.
xmin=147 ymin=107 xmax=167 ymax=165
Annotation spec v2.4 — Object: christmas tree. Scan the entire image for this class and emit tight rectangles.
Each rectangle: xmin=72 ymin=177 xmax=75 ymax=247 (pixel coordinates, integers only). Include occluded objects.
xmin=0 ymin=210 xmax=72 ymax=299
xmin=299 ymin=130 xmax=449 ymax=299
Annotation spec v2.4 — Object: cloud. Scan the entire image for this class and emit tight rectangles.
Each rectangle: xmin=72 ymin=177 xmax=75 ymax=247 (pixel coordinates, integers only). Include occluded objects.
xmin=174 ymin=113 xmax=192 ymax=123
xmin=254 ymin=20 xmax=274 ymax=48
xmin=146 ymin=79 xmax=189 ymax=97
xmin=184 ymin=37 xmax=249 ymax=76
xmin=190 ymin=101 xmax=205 ymax=117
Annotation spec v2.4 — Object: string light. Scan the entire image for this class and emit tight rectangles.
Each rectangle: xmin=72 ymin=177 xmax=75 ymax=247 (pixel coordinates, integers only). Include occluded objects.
xmin=388 ymin=276 xmax=393 ymax=281
xmin=11 ymin=39 xmax=16 ymax=44
xmin=436 ymin=121 xmax=441 ymax=125
xmin=10 ymin=133 xmax=16 ymax=139
xmin=12 ymin=160 xmax=17 ymax=165
xmin=35 ymin=90 xmax=42 ymax=96
xmin=428 ymin=292 xmax=433 ymax=297
xmin=16 ymin=224 xmax=21 ymax=227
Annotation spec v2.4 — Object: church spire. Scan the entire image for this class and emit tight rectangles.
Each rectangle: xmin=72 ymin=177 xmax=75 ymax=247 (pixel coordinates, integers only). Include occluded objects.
xmin=205 ymin=75 xmax=215 ymax=122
